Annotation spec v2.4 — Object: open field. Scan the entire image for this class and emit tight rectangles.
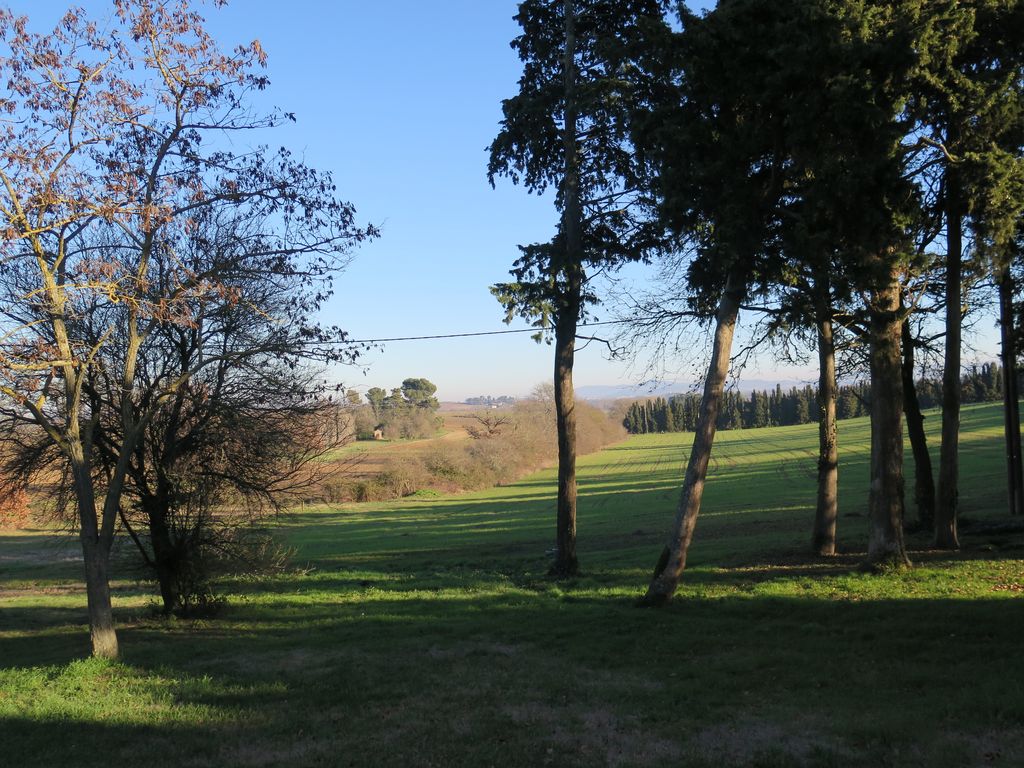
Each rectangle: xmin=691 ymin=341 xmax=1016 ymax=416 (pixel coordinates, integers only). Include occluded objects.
xmin=317 ymin=402 xmax=622 ymax=501
xmin=322 ymin=422 xmax=472 ymax=480
xmin=1 ymin=402 xmax=1022 ymax=767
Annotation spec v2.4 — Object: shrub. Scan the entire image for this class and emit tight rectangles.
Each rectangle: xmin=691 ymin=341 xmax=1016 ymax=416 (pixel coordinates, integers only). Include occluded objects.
xmin=312 ymin=390 xmax=627 ymax=503
xmin=382 ymin=409 xmax=441 ymax=440
xmin=320 ymin=477 xmax=352 ymax=504
xmin=169 ymin=525 xmax=293 ymax=618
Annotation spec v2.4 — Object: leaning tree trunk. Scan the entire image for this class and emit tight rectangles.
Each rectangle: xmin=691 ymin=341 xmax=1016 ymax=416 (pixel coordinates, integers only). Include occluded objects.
xmin=999 ymin=266 xmax=1024 ymax=516
xmin=812 ymin=276 xmax=839 ymax=556
xmin=935 ymin=172 xmax=963 ymax=549
xmin=550 ymin=0 xmax=582 ymax=577
xmin=901 ymin=315 xmax=936 ymax=529
xmin=70 ymin=452 xmax=119 ymax=659
xmin=865 ymin=272 xmax=911 ymax=568
xmin=642 ymin=273 xmax=743 ymax=605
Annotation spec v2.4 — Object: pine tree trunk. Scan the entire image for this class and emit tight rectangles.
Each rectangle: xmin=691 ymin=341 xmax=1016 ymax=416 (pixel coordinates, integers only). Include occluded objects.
xmin=935 ymin=173 xmax=962 ymax=550
xmin=642 ymin=273 xmax=743 ymax=605
xmin=812 ymin=284 xmax=838 ymax=556
xmin=550 ymin=0 xmax=581 ymax=577
xmin=999 ymin=267 xmax=1024 ymax=516
xmin=71 ymin=454 xmax=119 ymax=659
xmin=901 ymin=316 xmax=936 ymax=528
xmin=866 ymin=273 xmax=911 ymax=568
xmin=552 ymin=280 xmax=581 ymax=576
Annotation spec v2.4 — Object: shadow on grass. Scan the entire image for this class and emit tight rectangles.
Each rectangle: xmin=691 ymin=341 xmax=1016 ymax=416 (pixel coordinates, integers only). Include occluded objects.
xmin=0 ymin=531 xmax=77 ymax=554
xmin=4 ymin=553 xmax=1021 ymax=664
xmin=0 ymin=532 xmax=83 ymax=582
xmin=2 ymin=403 xmax=1020 ymax=766
xmin=2 ymin=585 xmax=1023 ymax=768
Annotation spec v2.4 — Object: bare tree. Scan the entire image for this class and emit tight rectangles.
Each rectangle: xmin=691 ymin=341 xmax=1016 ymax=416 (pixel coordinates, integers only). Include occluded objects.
xmin=0 ymin=1 xmax=372 ymax=656
xmin=92 ymin=210 xmax=358 ymax=613
xmin=465 ymin=412 xmax=513 ymax=440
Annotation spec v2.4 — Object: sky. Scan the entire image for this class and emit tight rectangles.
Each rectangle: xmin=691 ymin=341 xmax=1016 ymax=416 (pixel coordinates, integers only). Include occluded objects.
xmin=195 ymin=0 xmax=690 ymax=402
xmin=26 ymin=1 xmax=1002 ymax=402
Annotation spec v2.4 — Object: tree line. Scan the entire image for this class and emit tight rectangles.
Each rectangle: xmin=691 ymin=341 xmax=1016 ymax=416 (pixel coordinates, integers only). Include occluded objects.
xmin=623 ymin=364 xmax=1009 ymax=434
xmin=490 ymin=0 xmax=1024 ymax=600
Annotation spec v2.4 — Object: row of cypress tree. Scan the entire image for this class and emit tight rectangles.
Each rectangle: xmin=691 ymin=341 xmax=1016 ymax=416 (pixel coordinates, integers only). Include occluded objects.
xmin=623 ymin=363 xmax=1008 ymax=435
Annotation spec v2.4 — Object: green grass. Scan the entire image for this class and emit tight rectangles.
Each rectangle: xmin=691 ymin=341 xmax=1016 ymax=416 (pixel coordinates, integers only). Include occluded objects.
xmin=1 ymin=402 xmax=1022 ymax=767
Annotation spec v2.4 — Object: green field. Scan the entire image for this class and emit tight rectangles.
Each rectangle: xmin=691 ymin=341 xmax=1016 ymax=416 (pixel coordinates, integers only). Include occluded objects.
xmin=1 ymin=402 xmax=1022 ymax=767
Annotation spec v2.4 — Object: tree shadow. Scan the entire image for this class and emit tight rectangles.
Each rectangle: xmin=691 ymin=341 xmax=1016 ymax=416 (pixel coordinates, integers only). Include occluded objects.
xmin=3 ymin=587 xmax=1023 ymax=767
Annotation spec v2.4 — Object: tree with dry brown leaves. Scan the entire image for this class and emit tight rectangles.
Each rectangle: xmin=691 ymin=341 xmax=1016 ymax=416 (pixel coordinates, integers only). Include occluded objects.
xmin=0 ymin=0 xmax=373 ymax=657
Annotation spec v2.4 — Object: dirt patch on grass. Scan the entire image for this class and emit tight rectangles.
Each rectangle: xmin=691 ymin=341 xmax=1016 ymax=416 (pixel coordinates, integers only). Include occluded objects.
xmin=425 ymin=640 xmax=521 ymax=660
xmin=214 ymin=647 xmax=364 ymax=681
xmin=582 ymin=668 xmax=666 ymax=695
xmin=690 ymin=718 xmax=845 ymax=766
xmin=947 ymin=730 xmax=1024 ymax=768
xmin=505 ymin=702 xmax=682 ymax=767
xmin=211 ymin=736 xmax=329 ymax=768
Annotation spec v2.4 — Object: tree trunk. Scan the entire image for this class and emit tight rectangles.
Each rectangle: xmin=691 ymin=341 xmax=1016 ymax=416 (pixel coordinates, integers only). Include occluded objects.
xmin=866 ymin=273 xmax=911 ymax=568
xmin=552 ymin=279 xmax=581 ymax=576
xmin=642 ymin=273 xmax=743 ymax=605
xmin=550 ymin=0 xmax=581 ymax=577
xmin=812 ymin=279 xmax=838 ymax=556
xmin=999 ymin=267 xmax=1024 ymax=516
xmin=71 ymin=454 xmax=119 ymax=658
xmin=82 ymin=537 xmax=118 ymax=659
xmin=935 ymin=172 xmax=962 ymax=550
xmin=145 ymin=496 xmax=180 ymax=614
xmin=901 ymin=315 xmax=936 ymax=528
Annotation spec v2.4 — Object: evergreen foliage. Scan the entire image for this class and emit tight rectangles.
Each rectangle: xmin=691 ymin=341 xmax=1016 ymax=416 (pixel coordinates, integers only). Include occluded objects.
xmin=622 ymin=365 xmax=1007 ymax=434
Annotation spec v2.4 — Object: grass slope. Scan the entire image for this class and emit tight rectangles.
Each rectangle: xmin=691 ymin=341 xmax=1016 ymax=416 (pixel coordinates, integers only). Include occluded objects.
xmin=1 ymin=402 xmax=1022 ymax=767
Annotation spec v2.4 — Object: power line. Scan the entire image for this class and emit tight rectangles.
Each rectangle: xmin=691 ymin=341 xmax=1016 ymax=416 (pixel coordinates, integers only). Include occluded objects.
xmin=322 ymin=319 xmax=642 ymax=346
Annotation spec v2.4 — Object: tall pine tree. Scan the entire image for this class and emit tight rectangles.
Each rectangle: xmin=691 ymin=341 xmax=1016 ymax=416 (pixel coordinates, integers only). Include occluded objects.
xmin=490 ymin=0 xmax=669 ymax=575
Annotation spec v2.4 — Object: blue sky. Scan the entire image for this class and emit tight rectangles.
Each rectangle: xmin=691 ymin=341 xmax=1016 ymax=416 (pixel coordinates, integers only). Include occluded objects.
xmin=199 ymin=0 xmax=682 ymax=402
xmin=28 ymin=1 xmax=1001 ymax=401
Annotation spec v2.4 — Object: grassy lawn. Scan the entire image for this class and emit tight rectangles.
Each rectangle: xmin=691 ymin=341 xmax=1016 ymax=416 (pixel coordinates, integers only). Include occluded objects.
xmin=1 ymin=402 xmax=1021 ymax=767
